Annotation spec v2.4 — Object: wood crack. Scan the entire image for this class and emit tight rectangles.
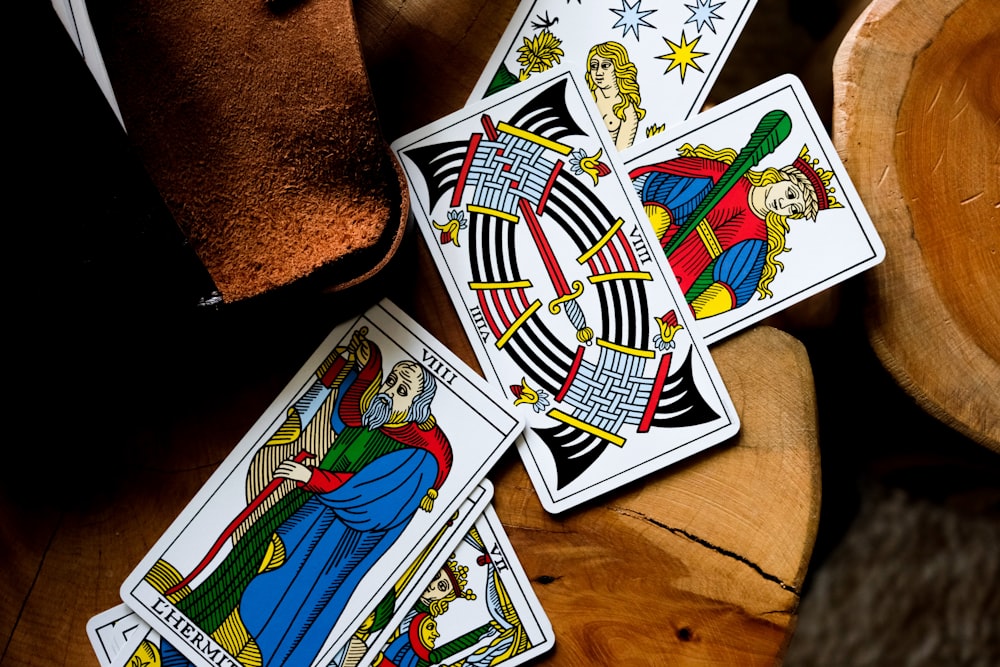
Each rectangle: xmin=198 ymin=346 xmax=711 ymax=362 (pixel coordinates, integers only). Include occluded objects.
xmin=456 ymin=3 xmax=491 ymax=48
xmin=610 ymin=506 xmax=800 ymax=595
xmin=1 ymin=512 xmax=64 ymax=662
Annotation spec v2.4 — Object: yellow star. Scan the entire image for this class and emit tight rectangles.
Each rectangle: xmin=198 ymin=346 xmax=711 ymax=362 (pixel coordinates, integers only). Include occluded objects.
xmin=656 ymin=31 xmax=707 ymax=82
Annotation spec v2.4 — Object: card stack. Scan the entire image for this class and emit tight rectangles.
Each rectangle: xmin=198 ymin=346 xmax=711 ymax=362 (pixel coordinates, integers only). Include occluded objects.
xmin=89 ymin=2 xmax=883 ymax=666
xmin=90 ymin=301 xmax=552 ymax=667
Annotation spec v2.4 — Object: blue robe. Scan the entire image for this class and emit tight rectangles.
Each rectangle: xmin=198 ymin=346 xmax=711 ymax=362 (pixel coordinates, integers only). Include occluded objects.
xmin=238 ymin=438 xmax=439 ymax=664
xmin=634 ymin=163 xmax=767 ymax=307
xmin=170 ymin=344 xmax=450 ymax=667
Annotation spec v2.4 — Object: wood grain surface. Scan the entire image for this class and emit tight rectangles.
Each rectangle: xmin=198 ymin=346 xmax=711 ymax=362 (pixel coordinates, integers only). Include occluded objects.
xmin=1 ymin=244 xmax=819 ymax=666
xmin=3 ymin=1 xmax=820 ymax=665
xmin=832 ymin=0 xmax=1000 ymax=451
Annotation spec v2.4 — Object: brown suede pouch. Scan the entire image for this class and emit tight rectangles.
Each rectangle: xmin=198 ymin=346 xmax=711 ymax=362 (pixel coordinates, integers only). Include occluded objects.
xmin=88 ymin=0 xmax=408 ymax=302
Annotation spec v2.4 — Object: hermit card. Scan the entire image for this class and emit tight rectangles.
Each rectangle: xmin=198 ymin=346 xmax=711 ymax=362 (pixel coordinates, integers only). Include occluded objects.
xmin=620 ymin=74 xmax=885 ymax=343
xmin=470 ymin=0 xmax=758 ymax=150
xmin=354 ymin=505 xmax=554 ymax=667
xmin=104 ymin=485 xmax=493 ymax=667
xmin=86 ymin=604 xmax=149 ymax=667
xmin=393 ymin=70 xmax=740 ymax=513
xmin=120 ymin=300 xmax=523 ymax=667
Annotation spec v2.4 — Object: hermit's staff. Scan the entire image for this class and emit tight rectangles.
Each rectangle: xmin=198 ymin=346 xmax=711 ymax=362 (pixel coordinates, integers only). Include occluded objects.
xmin=164 ymin=449 xmax=315 ymax=597
xmin=163 ymin=332 xmax=367 ymax=597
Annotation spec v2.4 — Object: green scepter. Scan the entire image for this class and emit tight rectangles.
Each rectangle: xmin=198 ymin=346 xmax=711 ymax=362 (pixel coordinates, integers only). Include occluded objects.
xmin=661 ymin=109 xmax=793 ymax=257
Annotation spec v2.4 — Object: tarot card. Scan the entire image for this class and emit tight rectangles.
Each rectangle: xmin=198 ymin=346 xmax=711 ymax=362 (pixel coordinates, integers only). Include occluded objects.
xmin=620 ymin=74 xmax=886 ymax=343
xmin=104 ymin=484 xmax=493 ymax=667
xmin=392 ymin=69 xmax=740 ymax=513
xmin=353 ymin=505 xmax=554 ymax=667
xmin=99 ymin=617 xmax=163 ymax=667
xmin=320 ymin=482 xmax=494 ymax=667
xmin=119 ymin=300 xmax=523 ymax=667
xmin=86 ymin=604 xmax=149 ymax=667
xmin=470 ymin=0 xmax=758 ymax=151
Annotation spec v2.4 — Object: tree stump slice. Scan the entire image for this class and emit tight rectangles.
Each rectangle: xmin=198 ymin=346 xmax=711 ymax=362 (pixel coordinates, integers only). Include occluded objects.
xmin=832 ymin=0 xmax=1000 ymax=451
xmin=489 ymin=327 xmax=819 ymax=666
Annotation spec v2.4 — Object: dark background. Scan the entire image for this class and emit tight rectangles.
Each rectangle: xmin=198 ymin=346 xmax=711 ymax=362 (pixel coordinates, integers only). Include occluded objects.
xmin=9 ymin=1 xmax=999 ymax=664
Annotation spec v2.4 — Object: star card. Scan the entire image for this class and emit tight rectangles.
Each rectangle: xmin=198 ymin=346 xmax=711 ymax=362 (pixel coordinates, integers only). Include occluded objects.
xmin=393 ymin=70 xmax=740 ymax=513
xmin=620 ymin=74 xmax=886 ymax=343
xmin=470 ymin=0 xmax=758 ymax=150
xmin=119 ymin=300 xmax=523 ymax=667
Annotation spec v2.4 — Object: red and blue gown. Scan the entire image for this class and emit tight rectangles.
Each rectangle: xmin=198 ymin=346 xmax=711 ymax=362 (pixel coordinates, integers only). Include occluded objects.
xmin=167 ymin=344 xmax=452 ymax=666
xmin=630 ymin=156 xmax=769 ymax=314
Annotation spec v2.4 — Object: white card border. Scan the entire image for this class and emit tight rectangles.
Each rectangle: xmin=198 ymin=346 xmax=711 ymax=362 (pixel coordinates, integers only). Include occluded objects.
xmin=119 ymin=299 xmax=523 ymax=667
xmin=620 ymin=73 xmax=886 ymax=344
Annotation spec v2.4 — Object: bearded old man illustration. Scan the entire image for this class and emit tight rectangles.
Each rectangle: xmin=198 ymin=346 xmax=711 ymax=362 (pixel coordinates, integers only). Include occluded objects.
xmin=145 ymin=328 xmax=453 ymax=666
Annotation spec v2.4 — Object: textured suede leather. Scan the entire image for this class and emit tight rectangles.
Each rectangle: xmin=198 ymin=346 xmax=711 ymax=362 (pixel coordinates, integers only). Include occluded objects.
xmin=89 ymin=0 xmax=408 ymax=301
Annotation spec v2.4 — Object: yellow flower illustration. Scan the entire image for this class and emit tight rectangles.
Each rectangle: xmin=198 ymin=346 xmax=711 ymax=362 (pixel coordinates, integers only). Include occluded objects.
xmin=432 ymin=209 xmax=467 ymax=247
xmin=510 ymin=377 xmax=551 ymax=413
xmin=654 ymin=311 xmax=684 ymax=351
xmin=516 ymin=29 xmax=564 ymax=80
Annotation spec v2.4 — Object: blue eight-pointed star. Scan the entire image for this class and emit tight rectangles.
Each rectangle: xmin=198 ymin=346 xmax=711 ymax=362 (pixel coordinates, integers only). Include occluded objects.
xmin=685 ymin=0 xmax=726 ymax=34
xmin=610 ymin=0 xmax=657 ymax=40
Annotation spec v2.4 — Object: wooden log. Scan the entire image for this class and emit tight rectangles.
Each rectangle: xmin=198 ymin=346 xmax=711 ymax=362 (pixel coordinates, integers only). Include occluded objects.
xmin=832 ymin=0 xmax=1000 ymax=451
xmin=489 ymin=324 xmax=819 ymax=666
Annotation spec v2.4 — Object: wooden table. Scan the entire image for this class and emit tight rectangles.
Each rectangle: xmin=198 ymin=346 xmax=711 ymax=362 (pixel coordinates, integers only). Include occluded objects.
xmin=0 ymin=271 xmax=819 ymax=667
xmin=2 ymin=2 xmax=820 ymax=665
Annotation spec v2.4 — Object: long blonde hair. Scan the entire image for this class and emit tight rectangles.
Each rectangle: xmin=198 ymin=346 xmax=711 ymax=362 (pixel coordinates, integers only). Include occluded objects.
xmin=585 ymin=42 xmax=646 ymax=122
xmin=677 ymin=143 xmax=792 ymax=299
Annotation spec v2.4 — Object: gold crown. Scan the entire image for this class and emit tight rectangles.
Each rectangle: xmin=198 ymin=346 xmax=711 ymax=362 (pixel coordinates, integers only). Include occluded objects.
xmin=788 ymin=145 xmax=842 ymax=212
xmin=443 ymin=556 xmax=476 ymax=600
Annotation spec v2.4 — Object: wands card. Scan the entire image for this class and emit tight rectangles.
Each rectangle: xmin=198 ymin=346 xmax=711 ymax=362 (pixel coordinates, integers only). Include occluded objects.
xmin=355 ymin=505 xmax=554 ymax=667
xmin=120 ymin=300 xmax=523 ymax=667
xmin=620 ymin=74 xmax=885 ymax=343
xmin=470 ymin=0 xmax=758 ymax=150
xmin=393 ymin=70 xmax=740 ymax=513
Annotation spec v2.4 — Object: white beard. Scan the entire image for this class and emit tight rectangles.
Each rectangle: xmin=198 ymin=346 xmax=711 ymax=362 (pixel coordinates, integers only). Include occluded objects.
xmin=361 ymin=393 xmax=394 ymax=430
